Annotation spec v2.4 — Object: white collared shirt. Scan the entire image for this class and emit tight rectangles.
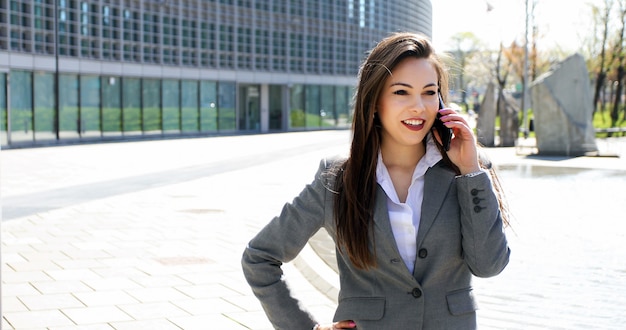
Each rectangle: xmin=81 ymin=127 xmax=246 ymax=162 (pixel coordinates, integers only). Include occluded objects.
xmin=375 ymin=138 xmax=443 ymax=273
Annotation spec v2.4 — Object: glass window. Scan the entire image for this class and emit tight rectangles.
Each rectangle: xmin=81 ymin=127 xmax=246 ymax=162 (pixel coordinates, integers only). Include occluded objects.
xmin=142 ymin=79 xmax=161 ymax=133
xmin=122 ymin=77 xmax=141 ymax=134
xmin=1 ymin=73 xmax=8 ymax=146
xmin=306 ymin=35 xmax=319 ymax=73
xmin=162 ymin=79 xmax=180 ymax=132
xmin=217 ymin=81 xmax=236 ymax=131
xmin=200 ymin=80 xmax=217 ymax=132
xmin=102 ymin=76 xmax=122 ymax=135
xmin=200 ymin=21 xmax=216 ymax=67
xmin=181 ymin=19 xmax=197 ymax=66
xmin=290 ymin=0 xmax=304 ymax=16
xmin=9 ymin=70 xmax=33 ymax=143
xmin=335 ymin=85 xmax=352 ymax=128
xmin=305 ymin=85 xmax=320 ymax=128
xmin=181 ymin=80 xmax=199 ymax=132
xmin=290 ymin=33 xmax=304 ymax=72
xmin=219 ymin=25 xmax=234 ymax=68
xmin=272 ymin=31 xmax=286 ymax=71
xmin=237 ymin=27 xmax=252 ymax=69
xmin=289 ymin=84 xmax=304 ymax=129
xmin=59 ymin=74 xmax=79 ymax=139
xmin=80 ymin=75 xmax=101 ymax=137
xmin=269 ymin=85 xmax=283 ymax=130
xmin=255 ymin=30 xmax=269 ymax=56
xmin=320 ymin=85 xmax=335 ymax=128
xmin=34 ymin=72 xmax=56 ymax=141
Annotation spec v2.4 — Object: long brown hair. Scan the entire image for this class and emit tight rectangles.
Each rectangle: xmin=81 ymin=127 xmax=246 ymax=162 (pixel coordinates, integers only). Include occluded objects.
xmin=332 ymin=32 xmax=447 ymax=270
xmin=333 ymin=32 xmax=509 ymax=270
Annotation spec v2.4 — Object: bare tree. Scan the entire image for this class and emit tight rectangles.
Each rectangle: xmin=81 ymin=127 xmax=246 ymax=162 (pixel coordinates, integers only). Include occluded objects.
xmin=448 ymin=32 xmax=482 ymax=111
xmin=592 ymin=0 xmax=614 ymax=117
xmin=610 ymin=0 xmax=626 ymax=129
xmin=494 ymin=43 xmax=511 ymax=113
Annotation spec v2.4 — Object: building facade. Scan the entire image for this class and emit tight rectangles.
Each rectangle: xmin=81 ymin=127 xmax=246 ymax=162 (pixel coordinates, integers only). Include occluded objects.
xmin=0 ymin=0 xmax=432 ymax=148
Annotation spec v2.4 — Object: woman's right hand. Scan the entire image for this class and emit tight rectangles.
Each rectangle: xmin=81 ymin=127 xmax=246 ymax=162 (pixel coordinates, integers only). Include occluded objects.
xmin=317 ymin=320 xmax=356 ymax=329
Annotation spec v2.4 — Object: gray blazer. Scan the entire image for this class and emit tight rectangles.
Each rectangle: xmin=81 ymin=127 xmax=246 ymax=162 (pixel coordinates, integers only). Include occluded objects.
xmin=242 ymin=158 xmax=510 ymax=330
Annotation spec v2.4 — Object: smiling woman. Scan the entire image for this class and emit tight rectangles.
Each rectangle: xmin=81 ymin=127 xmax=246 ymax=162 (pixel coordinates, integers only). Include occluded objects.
xmin=242 ymin=32 xmax=512 ymax=330
xmin=376 ymin=58 xmax=440 ymax=150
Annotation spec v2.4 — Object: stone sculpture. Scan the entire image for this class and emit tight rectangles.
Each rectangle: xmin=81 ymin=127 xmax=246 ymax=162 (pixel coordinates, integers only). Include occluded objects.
xmin=530 ymin=54 xmax=598 ymax=156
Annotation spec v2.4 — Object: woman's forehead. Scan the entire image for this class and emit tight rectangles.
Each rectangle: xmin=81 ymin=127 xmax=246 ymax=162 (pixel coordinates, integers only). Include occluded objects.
xmin=386 ymin=58 xmax=439 ymax=84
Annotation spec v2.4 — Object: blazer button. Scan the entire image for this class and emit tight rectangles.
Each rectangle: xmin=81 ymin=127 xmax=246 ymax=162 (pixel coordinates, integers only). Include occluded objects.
xmin=473 ymin=197 xmax=484 ymax=204
xmin=474 ymin=205 xmax=484 ymax=213
xmin=418 ymin=248 xmax=428 ymax=259
xmin=411 ymin=288 xmax=422 ymax=298
xmin=471 ymin=188 xmax=484 ymax=196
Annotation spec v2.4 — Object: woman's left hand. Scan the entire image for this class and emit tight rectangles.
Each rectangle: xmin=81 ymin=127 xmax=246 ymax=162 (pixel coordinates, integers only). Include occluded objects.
xmin=316 ymin=320 xmax=357 ymax=329
xmin=434 ymin=108 xmax=481 ymax=174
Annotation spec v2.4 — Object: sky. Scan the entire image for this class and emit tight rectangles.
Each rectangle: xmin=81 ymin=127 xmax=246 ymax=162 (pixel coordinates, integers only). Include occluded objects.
xmin=431 ymin=0 xmax=595 ymax=53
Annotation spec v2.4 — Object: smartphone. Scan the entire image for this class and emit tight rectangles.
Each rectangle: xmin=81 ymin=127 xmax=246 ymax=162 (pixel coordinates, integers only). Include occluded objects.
xmin=434 ymin=93 xmax=452 ymax=151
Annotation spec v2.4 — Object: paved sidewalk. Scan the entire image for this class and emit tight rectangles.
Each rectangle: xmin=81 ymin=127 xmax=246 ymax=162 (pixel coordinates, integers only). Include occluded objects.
xmin=2 ymin=131 xmax=351 ymax=330
xmin=2 ymin=131 xmax=626 ymax=329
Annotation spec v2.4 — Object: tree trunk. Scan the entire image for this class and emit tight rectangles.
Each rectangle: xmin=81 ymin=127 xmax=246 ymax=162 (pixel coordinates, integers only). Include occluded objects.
xmin=611 ymin=66 xmax=624 ymax=136
xmin=593 ymin=72 xmax=606 ymax=116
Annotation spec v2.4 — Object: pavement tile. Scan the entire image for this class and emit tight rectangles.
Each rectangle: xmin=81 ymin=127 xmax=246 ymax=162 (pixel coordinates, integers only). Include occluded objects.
xmin=127 ymin=274 xmax=192 ymax=288
xmin=57 ymin=247 xmax=113 ymax=260
xmin=73 ymin=290 xmax=139 ymax=307
xmin=94 ymin=257 xmax=152 ymax=268
xmin=0 ymin=252 xmax=27 ymax=263
xmin=173 ymin=283 xmax=243 ymax=300
xmin=49 ymin=325 xmax=114 ymax=330
xmin=52 ymin=258 xmax=106 ymax=270
xmin=172 ymin=297 xmax=244 ymax=315
xmin=2 ymin=283 xmax=41 ymax=296
xmin=169 ymin=314 xmax=253 ymax=329
xmin=5 ymin=260 xmax=63 ymax=272
xmin=1 ymin=241 xmax=37 ymax=254
xmin=31 ymin=280 xmax=94 ymax=295
xmin=125 ymin=287 xmax=191 ymax=303
xmin=219 ymin=311 xmax=274 ymax=330
xmin=2 ymin=317 xmax=13 ymax=330
xmin=90 ymin=266 xmax=158 ymax=280
xmin=108 ymin=319 xmax=182 ymax=330
xmin=82 ymin=276 xmax=143 ymax=291
xmin=1 ymin=270 xmax=52 ymax=283
xmin=61 ymin=306 xmax=134 ymax=325
xmin=0 ymin=236 xmax=44 ymax=246
xmin=45 ymin=268 xmax=103 ymax=281
xmin=18 ymin=293 xmax=85 ymax=310
xmin=3 ymin=310 xmax=75 ymax=328
xmin=219 ymin=295 xmax=265 ymax=313
xmin=18 ymin=250 xmax=71 ymax=263
xmin=117 ymin=301 xmax=190 ymax=320
xmin=1 ymin=296 xmax=28 ymax=312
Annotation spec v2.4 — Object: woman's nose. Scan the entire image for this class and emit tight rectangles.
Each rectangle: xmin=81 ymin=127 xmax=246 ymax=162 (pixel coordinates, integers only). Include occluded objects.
xmin=410 ymin=96 xmax=426 ymax=112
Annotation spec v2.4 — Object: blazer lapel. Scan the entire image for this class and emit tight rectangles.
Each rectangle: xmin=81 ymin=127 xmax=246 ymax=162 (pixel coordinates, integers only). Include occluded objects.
xmin=372 ymin=185 xmax=421 ymax=282
xmin=415 ymin=163 xmax=455 ymax=248
xmin=372 ymin=187 xmax=405 ymax=259
xmin=372 ymin=185 xmax=396 ymax=247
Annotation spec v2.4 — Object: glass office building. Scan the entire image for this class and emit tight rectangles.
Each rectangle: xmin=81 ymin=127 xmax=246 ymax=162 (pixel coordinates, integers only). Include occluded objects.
xmin=0 ymin=0 xmax=432 ymax=148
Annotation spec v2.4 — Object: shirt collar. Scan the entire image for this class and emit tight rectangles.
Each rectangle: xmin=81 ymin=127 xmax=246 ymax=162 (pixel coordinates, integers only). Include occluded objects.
xmin=376 ymin=136 xmax=443 ymax=185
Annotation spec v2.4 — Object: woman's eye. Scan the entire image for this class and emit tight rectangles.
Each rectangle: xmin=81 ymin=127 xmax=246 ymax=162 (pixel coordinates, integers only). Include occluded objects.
xmin=393 ymin=90 xmax=408 ymax=95
xmin=425 ymin=90 xmax=437 ymax=96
